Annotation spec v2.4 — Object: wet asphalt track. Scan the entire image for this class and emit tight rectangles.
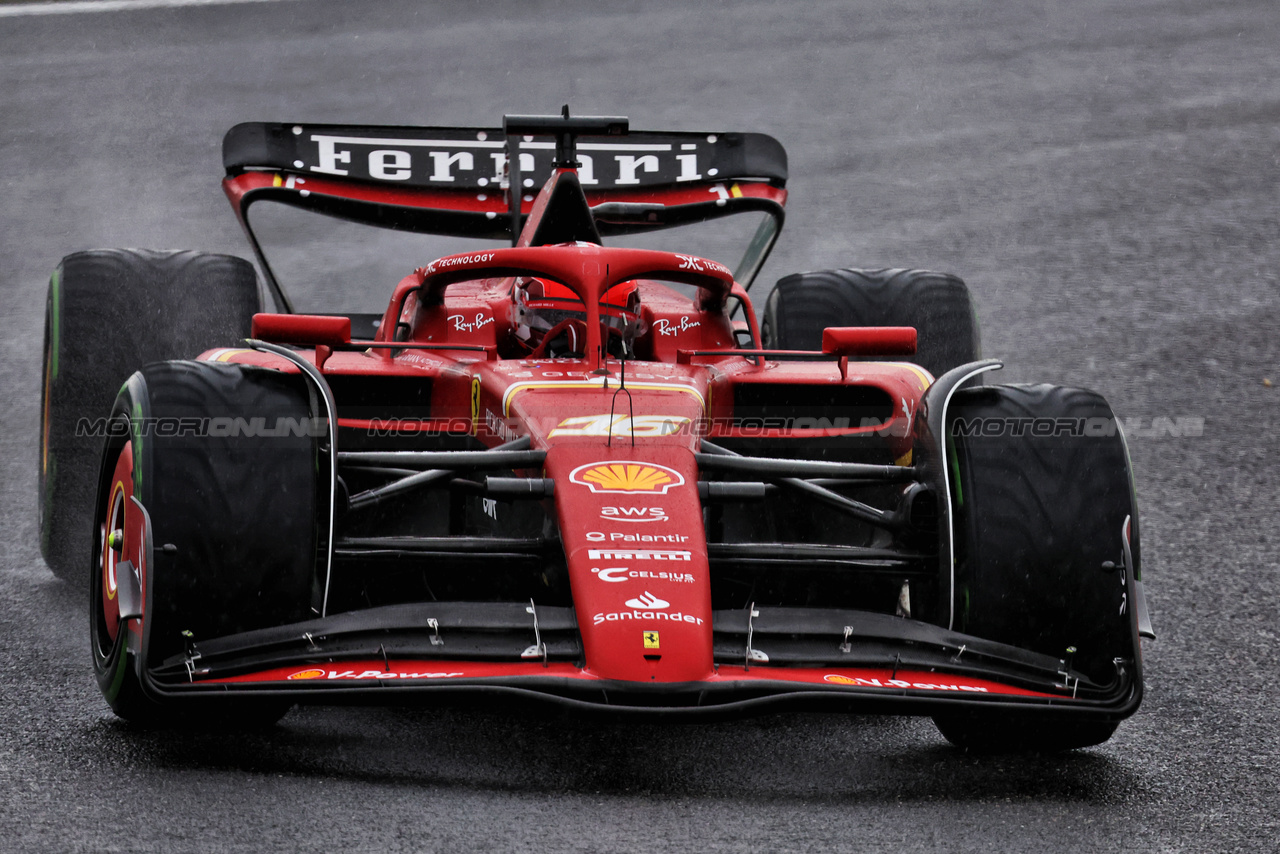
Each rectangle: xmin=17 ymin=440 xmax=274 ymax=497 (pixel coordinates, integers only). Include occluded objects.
xmin=2 ymin=0 xmax=1279 ymax=851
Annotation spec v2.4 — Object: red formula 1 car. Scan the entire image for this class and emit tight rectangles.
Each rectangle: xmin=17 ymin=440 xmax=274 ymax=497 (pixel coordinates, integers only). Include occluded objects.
xmin=40 ymin=112 xmax=1153 ymax=750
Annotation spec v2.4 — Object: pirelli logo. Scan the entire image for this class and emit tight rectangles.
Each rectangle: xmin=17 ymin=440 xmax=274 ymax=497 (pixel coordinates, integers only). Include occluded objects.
xmin=587 ymin=549 xmax=692 ymax=561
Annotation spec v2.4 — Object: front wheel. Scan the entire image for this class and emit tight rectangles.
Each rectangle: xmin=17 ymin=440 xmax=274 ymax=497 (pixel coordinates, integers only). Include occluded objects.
xmin=90 ymin=434 xmax=293 ymax=728
xmin=932 ymin=714 xmax=1119 ymax=753
xmin=90 ymin=437 xmax=154 ymax=722
xmin=934 ymin=383 xmax=1142 ymax=752
xmin=90 ymin=360 xmax=318 ymax=726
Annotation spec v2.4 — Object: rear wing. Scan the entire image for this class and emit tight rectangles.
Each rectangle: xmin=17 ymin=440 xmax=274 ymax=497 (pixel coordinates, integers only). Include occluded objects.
xmin=223 ymin=122 xmax=787 ymax=192
xmin=221 ymin=118 xmax=788 ymax=311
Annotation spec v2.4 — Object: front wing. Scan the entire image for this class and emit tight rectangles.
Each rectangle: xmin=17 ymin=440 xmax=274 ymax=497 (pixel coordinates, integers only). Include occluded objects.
xmin=131 ymin=597 xmax=1143 ymax=721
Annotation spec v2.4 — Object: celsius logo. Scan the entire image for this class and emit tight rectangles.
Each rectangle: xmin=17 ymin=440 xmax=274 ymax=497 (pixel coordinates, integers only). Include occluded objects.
xmin=601 ymin=506 xmax=668 ymax=523
xmin=570 ymin=461 xmax=685 ymax=494
xmin=591 ymin=567 xmax=696 ymax=584
xmin=624 ymin=591 xmax=669 ymax=610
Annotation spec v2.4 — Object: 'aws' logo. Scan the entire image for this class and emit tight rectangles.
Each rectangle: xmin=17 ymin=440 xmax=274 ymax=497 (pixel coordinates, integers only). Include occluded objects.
xmin=601 ymin=506 xmax=668 ymax=523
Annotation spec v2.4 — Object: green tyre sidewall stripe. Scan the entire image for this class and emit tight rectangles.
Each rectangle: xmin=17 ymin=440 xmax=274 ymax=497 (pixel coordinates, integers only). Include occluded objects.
xmin=104 ymin=636 xmax=129 ymax=703
xmin=48 ymin=267 xmax=61 ymax=381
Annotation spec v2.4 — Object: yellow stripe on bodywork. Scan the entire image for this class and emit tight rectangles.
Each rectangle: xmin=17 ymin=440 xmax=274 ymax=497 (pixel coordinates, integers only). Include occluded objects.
xmin=502 ymin=378 xmax=705 ymax=416
xmin=862 ymin=361 xmax=934 ymax=391
xmin=203 ymin=348 xmax=253 ymax=363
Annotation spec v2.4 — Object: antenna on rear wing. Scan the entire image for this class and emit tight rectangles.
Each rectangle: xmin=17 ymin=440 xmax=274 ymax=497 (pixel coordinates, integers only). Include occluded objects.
xmin=502 ymin=107 xmax=629 ymax=245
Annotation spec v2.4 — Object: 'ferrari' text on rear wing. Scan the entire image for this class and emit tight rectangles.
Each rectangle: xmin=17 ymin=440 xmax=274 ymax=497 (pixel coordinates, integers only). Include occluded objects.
xmin=223 ymin=122 xmax=787 ymax=191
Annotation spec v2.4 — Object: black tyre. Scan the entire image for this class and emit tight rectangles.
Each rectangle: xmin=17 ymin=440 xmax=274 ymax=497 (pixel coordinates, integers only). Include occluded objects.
xmin=761 ymin=268 xmax=980 ymax=378
xmin=40 ymin=249 xmax=260 ymax=584
xmin=933 ymin=714 xmax=1118 ymax=754
xmin=933 ymin=383 xmax=1139 ymax=752
xmin=90 ymin=360 xmax=317 ymax=726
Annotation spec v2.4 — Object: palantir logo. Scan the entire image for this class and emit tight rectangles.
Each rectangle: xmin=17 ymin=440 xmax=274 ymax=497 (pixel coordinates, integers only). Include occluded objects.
xmin=624 ymin=591 xmax=669 ymax=610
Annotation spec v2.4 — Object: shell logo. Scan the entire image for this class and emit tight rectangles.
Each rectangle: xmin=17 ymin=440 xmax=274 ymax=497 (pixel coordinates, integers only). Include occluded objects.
xmin=569 ymin=461 xmax=686 ymax=494
xmin=824 ymin=674 xmax=858 ymax=685
xmin=288 ymin=668 xmax=327 ymax=680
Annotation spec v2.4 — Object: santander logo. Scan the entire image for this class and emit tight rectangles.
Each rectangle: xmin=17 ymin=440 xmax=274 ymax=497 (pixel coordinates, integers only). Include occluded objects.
xmin=623 ymin=591 xmax=669 ymax=610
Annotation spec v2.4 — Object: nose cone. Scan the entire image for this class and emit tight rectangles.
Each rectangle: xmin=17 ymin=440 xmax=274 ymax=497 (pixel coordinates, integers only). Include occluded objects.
xmin=545 ymin=446 xmax=713 ymax=683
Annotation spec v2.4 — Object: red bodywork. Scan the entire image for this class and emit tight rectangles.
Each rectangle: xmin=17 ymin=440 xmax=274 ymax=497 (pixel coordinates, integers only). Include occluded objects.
xmin=102 ymin=118 xmax=1142 ymax=719
xmin=197 ymin=238 xmax=928 ymax=688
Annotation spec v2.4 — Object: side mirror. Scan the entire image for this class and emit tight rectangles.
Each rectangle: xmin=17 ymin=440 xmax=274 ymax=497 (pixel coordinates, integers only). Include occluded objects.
xmin=251 ymin=313 xmax=351 ymax=347
xmin=822 ymin=326 xmax=917 ymax=357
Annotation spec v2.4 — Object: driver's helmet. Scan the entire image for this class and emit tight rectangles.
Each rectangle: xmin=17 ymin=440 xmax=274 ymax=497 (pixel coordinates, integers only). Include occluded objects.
xmin=514 ymin=277 xmax=643 ymax=354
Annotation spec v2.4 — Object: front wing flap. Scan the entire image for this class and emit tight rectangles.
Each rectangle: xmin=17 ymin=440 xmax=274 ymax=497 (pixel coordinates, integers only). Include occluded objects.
xmin=136 ymin=601 xmax=1141 ymax=721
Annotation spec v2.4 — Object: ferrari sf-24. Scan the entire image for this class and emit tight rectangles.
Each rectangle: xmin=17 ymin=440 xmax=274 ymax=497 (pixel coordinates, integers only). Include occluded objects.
xmin=38 ymin=111 xmax=1153 ymax=750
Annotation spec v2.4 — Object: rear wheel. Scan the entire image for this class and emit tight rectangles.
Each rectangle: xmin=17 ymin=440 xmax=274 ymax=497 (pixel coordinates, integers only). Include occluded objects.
xmin=90 ymin=360 xmax=317 ymax=726
xmin=933 ymin=383 xmax=1139 ymax=752
xmin=41 ymin=249 xmax=260 ymax=584
xmin=762 ymin=268 xmax=980 ymax=378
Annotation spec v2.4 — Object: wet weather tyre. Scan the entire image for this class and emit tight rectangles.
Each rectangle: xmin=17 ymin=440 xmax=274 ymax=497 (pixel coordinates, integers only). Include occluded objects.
xmin=762 ymin=269 xmax=980 ymax=378
xmin=39 ymin=249 xmax=260 ymax=585
xmin=932 ymin=383 xmax=1139 ymax=752
xmin=933 ymin=715 xmax=1119 ymax=754
xmin=90 ymin=360 xmax=316 ymax=726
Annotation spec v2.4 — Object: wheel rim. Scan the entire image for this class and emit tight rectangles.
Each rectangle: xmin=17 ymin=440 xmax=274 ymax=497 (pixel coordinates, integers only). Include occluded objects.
xmin=94 ymin=441 xmax=134 ymax=656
